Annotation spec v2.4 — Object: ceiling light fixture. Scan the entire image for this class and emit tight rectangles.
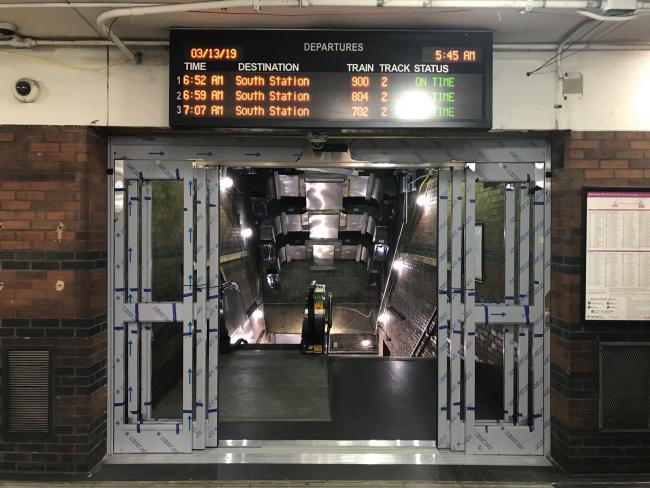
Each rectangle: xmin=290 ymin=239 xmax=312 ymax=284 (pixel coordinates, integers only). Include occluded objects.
xmin=220 ymin=176 xmax=234 ymax=190
xmin=416 ymin=194 xmax=430 ymax=206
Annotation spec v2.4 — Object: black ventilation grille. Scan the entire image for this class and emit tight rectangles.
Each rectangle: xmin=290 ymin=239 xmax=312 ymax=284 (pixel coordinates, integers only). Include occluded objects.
xmin=6 ymin=350 xmax=51 ymax=434
xmin=600 ymin=343 xmax=650 ymax=431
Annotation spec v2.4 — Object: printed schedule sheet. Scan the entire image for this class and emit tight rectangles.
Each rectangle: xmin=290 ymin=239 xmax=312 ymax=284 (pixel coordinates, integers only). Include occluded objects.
xmin=585 ymin=191 xmax=650 ymax=321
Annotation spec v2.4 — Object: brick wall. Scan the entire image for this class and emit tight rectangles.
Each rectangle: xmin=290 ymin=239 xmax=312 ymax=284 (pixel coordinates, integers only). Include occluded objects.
xmin=474 ymin=182 xmax=506 ymax=370
xmin=220 ymin=186 xmax=250 ymax=256
xmin=222 ymin=258 xmax=260 ymax=314
xmin=2 ymin=126 xmax=648 ymax=474
xmin=221 ymin=184 xmax=263 ymax=333
xmin=384 ymin=190 xmax=438 ymax=358
xmin=262 ymin=261 xmax=379 ymax=338
xmin=263 ymin=261 xmax=379 ymax=304
xmin=0 ymin=126 xmax=107 ymax=473
xmin=384 ymin=256 xmax=437 ymax=358
xmin=475 ymin=182 xmax=506 ymax=304
xmin=151 ymin=180 xmax=184 ymax=302
xmin=550 ymin=131 xmax=650 ymax=473
xmin=404 ymin=179 xmax=438 ymax=257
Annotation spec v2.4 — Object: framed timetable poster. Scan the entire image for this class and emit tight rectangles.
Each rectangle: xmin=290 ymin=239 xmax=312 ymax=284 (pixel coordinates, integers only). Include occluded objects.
xmin=582 ymin=188 xmax=650 ymax=322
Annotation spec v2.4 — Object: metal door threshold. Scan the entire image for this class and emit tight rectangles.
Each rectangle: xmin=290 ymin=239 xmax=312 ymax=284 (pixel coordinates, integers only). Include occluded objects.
xmin=104 ymin=441 xmax=552 ymax=466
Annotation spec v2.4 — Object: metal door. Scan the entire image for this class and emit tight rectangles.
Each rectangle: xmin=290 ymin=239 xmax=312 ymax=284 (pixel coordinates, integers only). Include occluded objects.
xmin=110 ymin=161 xmax=220 ymax=453
xmin=436 ymin=163 xmax=549 ymax=454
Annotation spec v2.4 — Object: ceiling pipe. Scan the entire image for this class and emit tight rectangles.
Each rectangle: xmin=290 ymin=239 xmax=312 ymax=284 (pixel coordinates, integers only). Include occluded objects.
xmin=0 ymin=39 xmax=169 ymax=48
xmin=14 ymin=0 xmax=650 ymax=6
xmin=579 ymin=8 xmax=639 ymax=19
xmin=97 ymin=0 xmax=299 ymax=63
xmin=5 ymin=0 xmax=649 ymax=7
xmin=95 ymin=0 xmax=650 ymax=63
xmin=0 ymin=2 xmax=161 ymax=7
xmin=353 ymin=0 xmax=598 ymax=5
xmin=554 ymin=18 xmax=597 ymax=81
xmin=304 ymin=0 xmax=600 ymax=5
xmin=495 ymin=42 xmax=650 ymax=49
xmin=0 ymin=0 xmax=601 ymax=6
xmin=4 ymin=39 xmax=650 ymax=51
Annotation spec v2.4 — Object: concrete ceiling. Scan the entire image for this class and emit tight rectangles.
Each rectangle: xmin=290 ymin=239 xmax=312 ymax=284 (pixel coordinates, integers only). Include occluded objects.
xmin=1 ymin=2 xmax=650 ymax=44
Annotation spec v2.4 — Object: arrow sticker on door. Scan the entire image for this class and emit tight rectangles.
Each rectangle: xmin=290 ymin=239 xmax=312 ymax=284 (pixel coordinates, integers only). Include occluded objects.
xmin=184 ymin=273 xmax=194 ymax=297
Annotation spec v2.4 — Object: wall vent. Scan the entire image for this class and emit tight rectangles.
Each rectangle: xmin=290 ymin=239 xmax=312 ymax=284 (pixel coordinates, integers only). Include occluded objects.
xmin=6 ymin=349 xmax=51 ymax=434
xmin=600 ymin=343 xmax=650 ymax=431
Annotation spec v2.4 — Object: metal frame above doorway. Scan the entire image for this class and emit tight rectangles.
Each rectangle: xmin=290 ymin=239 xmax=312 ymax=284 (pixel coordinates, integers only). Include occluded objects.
xmin=106 ymin=135 xmax=551 ymax=459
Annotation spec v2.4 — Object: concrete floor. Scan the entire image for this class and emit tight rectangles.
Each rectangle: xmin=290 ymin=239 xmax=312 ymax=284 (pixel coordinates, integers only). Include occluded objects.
xmin=219 ymin=351 xmax=331 ymax=422
xmin=152 ymin=351 xmax=332 ymax=421
xmin=218 ymin=354 xmax=438 ymax=440
xmin=151 ymin=350 xmax=500 ymax=433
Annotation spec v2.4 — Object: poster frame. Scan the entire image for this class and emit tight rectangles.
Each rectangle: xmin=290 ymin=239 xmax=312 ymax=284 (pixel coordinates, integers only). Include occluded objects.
xmin=581 ymin=186 xmax=650 ymax=324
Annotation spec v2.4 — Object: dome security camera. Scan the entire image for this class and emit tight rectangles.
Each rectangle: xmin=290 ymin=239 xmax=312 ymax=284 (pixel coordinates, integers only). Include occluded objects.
xmin=0 ymin=22 xmax=17 ymax=39
xmin=14 ymin=78 xmax=40 ymax=103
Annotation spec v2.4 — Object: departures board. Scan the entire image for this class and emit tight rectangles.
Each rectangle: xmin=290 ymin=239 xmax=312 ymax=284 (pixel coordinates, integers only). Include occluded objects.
xmin=169 ymin=29 xmax=493 ymax=129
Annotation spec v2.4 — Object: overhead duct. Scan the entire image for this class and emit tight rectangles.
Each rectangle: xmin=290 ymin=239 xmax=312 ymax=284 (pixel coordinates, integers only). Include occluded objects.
xmin=262 ymin=171 xmax=385 ymax=271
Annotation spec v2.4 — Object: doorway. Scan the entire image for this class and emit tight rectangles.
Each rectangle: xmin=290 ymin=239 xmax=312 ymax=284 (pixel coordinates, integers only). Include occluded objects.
xmin=214 ymin=166 xmax=437 ymax=440
xmin=107 ymin=136 xmax=551 ymax=457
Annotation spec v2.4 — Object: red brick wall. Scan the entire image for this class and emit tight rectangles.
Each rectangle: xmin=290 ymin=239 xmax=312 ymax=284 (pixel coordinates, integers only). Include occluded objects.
xmin=0 ymin=126 xmax=108 ymax=473
xmin=3 ymin=126 xmax=650 ymax=473
xmin=550 ymin=131 xmax=650 ymax=473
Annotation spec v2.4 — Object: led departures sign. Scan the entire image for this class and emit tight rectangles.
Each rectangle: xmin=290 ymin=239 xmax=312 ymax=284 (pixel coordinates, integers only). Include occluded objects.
xmin=169 ymin=29 xmax=493 ymax=129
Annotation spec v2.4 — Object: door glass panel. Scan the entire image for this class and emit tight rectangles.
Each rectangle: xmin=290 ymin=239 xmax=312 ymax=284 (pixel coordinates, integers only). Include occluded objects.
xmin=475 ymin=181 xmax=506 ymax=304
xmin=150 ymin=322 xmax=183 ymax=420
xmin=474 ymin=324 xmax=506 ymax=420
xmin=152 ymin=180 xmax=184 ymax=302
